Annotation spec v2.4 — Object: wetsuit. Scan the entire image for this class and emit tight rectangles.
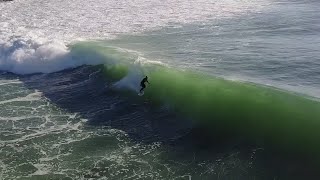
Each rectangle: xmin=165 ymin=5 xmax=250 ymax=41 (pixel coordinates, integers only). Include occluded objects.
xmin=140 ymin=77 xmax=149 ymax=93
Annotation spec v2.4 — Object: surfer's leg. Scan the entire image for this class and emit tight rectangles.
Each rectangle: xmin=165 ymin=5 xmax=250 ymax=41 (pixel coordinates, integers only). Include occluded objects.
xmin=140 ymin=87 xmax=144 ymax=93
xmin=140 ymin=84 xmax=146 ymax=93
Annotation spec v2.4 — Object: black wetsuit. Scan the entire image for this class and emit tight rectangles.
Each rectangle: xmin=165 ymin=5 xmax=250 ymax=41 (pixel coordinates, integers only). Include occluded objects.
xmin=140 ymin=77 xmax=149 ymax=93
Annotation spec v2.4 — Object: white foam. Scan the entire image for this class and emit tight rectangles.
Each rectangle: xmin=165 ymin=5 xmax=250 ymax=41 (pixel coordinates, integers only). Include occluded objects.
xmin=0 ymin=38 xmax=105 ymax=74
xmin=30 ymin=163 xmax=51 ymax=176
xmin=0 ymin=116 xmax=40 ymax=121
xmin=1 ymin=115 xmax=86 ymax=144
xmin=0 ymin=90 xmax=43 ymax=104
xmin=113 ymin=67 xmax=144 ymax=93
xmin=0 ymin=0 xmax=268 ymax=75
xmin=0 ymin=79 xmax=22 ymax=86
xmin=0 ymin=0 xmax=268 ymax=43
xmin=111 ymin=51 xmax=166 ymax=92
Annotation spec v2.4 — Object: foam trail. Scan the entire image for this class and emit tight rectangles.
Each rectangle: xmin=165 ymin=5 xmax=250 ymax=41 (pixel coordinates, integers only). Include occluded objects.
xmin=0 ymin=91 xmax=43 ymax=104
xmin=113 ymin=65 xmax=144 ymax=92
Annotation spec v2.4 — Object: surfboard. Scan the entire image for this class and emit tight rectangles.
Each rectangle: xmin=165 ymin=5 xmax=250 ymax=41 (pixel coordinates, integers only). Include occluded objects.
xmin=138 ymin=91 xmax=144 ymax=96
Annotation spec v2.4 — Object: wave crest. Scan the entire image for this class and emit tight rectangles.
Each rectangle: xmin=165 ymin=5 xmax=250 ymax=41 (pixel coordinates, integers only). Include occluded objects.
xmin=0 ymin=38 xmax=105 ymax=74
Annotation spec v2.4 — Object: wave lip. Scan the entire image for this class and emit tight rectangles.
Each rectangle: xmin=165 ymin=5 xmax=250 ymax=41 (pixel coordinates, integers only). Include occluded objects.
xmin=0 ymin=38 xmax=106 ymax=74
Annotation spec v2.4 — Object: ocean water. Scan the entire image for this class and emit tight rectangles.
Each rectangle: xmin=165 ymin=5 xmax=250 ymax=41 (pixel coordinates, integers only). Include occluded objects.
xmin=1 ymin=0 xmax=320 ymax=179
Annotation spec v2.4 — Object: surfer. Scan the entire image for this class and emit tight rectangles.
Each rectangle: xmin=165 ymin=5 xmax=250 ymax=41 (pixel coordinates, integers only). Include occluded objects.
xmin=140 ymin=76 xmax=150 ymax=93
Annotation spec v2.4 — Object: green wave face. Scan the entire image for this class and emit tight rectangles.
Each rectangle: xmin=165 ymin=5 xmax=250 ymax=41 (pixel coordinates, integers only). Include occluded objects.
xmin=71 ymin=42 xmax=320 ymax=160
xmin=145 ymin=68 xmax=320 ymax=155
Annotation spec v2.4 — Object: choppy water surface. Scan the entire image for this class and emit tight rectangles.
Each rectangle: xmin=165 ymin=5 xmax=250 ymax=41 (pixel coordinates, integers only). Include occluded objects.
xmin=1 ymin=0 xmax=320 ymax=179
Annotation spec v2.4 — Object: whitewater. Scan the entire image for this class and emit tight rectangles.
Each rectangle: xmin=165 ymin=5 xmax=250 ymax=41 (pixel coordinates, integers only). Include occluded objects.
xmin=1 ymin=0 xmax=320 ymax=179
